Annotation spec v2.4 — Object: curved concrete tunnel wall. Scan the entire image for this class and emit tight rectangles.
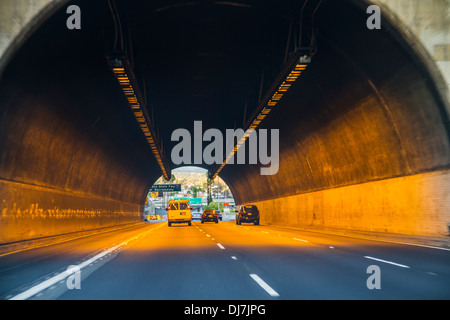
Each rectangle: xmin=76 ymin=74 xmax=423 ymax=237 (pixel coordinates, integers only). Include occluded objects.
xmin=0 ymin=0 xmax=161 ymax=244
xmin=0 ymin=0 xmax=449 ymax=245
xmin=0 ymin=47 xmax=159 ymax=243
xmin=222 ymin=0 xmax=450 ymax=237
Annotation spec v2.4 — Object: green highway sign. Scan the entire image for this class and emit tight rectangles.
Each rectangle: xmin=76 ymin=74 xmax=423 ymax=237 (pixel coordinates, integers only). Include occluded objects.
xmin=189 ymin=198 xmax=202 ymax=205
xmin=149 ymin=184 xmax=181 ymax=192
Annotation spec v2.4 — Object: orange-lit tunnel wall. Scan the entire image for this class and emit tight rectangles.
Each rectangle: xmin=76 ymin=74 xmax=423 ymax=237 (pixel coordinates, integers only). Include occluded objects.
xmin=220 ymin=1 xmax=450 ymax=237
xmin=0 ymin=0 xmax=160 ymax=244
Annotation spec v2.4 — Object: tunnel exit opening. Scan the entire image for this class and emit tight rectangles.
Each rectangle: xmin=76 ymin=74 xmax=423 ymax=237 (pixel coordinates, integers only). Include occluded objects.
xmin=145 ymin=166 xmax=236 ymax=220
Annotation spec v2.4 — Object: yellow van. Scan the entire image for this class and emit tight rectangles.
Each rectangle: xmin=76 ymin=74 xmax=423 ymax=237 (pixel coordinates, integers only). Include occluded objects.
xmin=167 ymin=199 xmax=192 ymax=227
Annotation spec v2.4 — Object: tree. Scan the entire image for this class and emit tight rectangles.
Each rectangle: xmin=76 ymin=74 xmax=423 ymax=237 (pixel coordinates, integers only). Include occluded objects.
xmin=204 ymin=202 xmax=224 ymax=211
xmin=206 ymin=171 xmax=213 ymax=205
xmin=204 ymin=202 xmax=217 ymax=210
xmin=190 ymin=186 xmax=198 ymax=198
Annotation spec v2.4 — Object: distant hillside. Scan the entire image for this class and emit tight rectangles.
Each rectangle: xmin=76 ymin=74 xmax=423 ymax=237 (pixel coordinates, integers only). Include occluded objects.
xmin=173 ymin=166 xmax=207 ymax=173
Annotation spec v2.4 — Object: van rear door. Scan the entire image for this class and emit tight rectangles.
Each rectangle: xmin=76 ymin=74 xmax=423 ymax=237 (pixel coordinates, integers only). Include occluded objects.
xmin=168 ymin=202 xmax=178 ymax=221
xmin=179 ymin=202 xmax=191 ymax=221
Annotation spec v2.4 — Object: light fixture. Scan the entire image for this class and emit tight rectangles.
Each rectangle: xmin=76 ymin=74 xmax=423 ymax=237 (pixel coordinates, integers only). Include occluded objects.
xmin=107 ymin=53 xmax=171 ymax=181
xmin=210 ymin=53 xmax=311 ymax=179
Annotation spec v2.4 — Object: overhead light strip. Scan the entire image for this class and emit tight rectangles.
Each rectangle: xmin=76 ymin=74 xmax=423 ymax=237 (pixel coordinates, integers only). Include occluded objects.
xmin=210 ymin=54 xmax=311 ymax=179
xmin=107 ymin=54 xmax=171 ymax=181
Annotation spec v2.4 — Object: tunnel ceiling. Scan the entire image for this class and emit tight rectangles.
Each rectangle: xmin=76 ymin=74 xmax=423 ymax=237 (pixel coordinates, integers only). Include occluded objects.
xmin=2 ymin=0 xmax=313 ymax=173
xmin=128 ymin=0 xmax=294 ymax=135
xmin=1 ymin=0 xmax=449 ymax=205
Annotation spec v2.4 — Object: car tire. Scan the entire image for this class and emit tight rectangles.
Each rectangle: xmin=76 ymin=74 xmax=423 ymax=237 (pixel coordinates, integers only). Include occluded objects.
xmin=168 ymin=222 xmax=171 ymax=227
xmin=254 ymin=220 xmax=259 ymax=226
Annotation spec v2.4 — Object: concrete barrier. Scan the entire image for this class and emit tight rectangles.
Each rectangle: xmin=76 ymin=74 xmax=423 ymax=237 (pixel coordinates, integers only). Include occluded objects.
xmin=250 ymin=170 xmax=450 ymax=238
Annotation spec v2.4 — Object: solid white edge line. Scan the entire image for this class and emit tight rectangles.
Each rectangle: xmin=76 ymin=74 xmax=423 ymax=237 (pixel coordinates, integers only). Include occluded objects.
xmin=382 ymin=241 xmax=450 ymax=252
xmin=9 ymin=224 xmax=163 ymax=300
xmin=250 ymin=274 xmax=280 ymax=297
xmin=364 ymin=256 xmax=410 ymax=268
xmin=264 ymin=224 xmax=450 ymax=252
xmin=293 ymin=238 xmax=309 ymax=243
xmin=9 ymin=244 xmax=121 ymax=300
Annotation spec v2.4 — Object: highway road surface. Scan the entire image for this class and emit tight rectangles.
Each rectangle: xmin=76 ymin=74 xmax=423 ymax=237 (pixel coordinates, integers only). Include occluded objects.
xmin=1 ymin=221 xmax=449 ymax=300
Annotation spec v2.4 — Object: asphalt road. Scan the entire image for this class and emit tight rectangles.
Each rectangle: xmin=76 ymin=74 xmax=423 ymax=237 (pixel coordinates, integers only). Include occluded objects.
xmin=1 ymin=221 xmax=449 ymax=300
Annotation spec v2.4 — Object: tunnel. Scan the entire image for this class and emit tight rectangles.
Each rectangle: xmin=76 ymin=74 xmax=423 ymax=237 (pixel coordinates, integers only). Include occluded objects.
xmin=0 ymin=0 xmax=449 ymax=247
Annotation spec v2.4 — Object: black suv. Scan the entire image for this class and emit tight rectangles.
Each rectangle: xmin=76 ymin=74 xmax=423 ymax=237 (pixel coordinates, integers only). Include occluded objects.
xmin=236 ymin=205 xmax=260 ymax=225
xmin=201 ymin=209 xmax=219 ymax=223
